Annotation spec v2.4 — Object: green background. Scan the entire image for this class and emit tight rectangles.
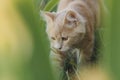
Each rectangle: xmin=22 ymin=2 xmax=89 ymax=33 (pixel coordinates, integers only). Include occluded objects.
xmin=0 ymin=0 xmax=120 ymax=80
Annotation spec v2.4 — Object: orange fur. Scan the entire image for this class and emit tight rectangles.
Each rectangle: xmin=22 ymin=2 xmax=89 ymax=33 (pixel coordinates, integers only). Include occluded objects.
xmin=42 ymin=0 xmax=109 ymax=80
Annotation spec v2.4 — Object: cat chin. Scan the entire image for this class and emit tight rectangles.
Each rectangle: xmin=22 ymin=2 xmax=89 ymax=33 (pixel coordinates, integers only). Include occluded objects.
xmin=59 ymin=47 xmax=70 ymax=52
xmin=50 ymin=46 xmax=69 ymax=52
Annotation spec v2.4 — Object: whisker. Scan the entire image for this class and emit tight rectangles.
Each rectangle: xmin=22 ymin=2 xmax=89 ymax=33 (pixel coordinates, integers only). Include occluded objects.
xmin=66 ymin=71 xmax=70 ymax=80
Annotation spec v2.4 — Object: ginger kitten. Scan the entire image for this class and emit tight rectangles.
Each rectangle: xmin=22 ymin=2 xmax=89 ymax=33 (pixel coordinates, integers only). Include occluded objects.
xmin=42 ymin=0 xmax=108 ymax=80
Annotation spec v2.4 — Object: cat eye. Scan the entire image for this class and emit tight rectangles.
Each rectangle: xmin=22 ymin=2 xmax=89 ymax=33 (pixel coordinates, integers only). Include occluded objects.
xmin=51 ymin=37 xmax=56 ymax=40
xmin=62 ymin=37 xmax=68 ymax=41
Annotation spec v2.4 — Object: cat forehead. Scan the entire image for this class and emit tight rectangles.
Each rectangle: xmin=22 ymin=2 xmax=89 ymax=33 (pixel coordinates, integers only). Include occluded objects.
xmin=48 ymin=23 xmax=71 ymax=36
xmin=54 ymin=12 xmax=66 ymax=25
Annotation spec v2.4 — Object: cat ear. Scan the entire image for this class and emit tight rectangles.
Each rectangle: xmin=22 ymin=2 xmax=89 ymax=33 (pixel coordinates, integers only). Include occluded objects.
xmin=64 ymin=10 xmax=86 ymax=28
xmin=40 ymin=11 xmax=56 ymax=23
xmin=65 ymin=10 xmax=78 ymax=23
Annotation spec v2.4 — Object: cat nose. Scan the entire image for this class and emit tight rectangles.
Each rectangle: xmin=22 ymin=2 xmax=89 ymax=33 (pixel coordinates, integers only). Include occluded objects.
xmin=56 ymin=46 xmax=62 ymax=50
xmin=58 ymin=47 xmax=62 ymax=50
xmin=54 ymin=44 xmax=62 ymax=50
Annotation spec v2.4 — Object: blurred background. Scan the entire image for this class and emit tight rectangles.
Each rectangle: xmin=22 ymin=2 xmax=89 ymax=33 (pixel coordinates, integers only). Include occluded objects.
xmin=0 ymin=0 xmax=119 ymax=80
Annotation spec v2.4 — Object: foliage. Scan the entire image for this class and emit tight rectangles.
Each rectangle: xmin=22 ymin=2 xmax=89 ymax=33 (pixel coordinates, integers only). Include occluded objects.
xmin=0 ymin=0 xmax=120 ymax=80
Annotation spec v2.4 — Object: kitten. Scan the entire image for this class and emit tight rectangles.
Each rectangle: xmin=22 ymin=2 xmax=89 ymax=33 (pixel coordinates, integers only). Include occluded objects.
xmin=42 ymin=0 xmax=108 ymax=80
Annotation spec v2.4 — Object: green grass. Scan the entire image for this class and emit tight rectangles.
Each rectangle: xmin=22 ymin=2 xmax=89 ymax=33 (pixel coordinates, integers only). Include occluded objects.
xmin=1 ymin=0 xmax=120 ymax=80
xmin=18 ymin=0 xmax=120 ymax=80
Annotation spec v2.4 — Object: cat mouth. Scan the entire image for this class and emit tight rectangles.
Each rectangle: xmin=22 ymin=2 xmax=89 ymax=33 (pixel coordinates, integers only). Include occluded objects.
xmin=51 ymin=46 xmax=80 ymax=55
xmin=59 ymin=47 xmax=72 ymax=52
xmin=51 ymin=47 xmax=70 ymax=53
xmin=60 ymin=48 xmax=69 ymax=52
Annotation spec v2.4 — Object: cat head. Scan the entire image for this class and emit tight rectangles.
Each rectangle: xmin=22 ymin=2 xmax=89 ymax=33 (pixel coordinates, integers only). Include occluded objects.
xmin=42 ymin=9 xmax=86 ymax=52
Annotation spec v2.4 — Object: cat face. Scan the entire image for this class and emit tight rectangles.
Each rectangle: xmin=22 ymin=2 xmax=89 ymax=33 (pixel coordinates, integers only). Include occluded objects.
xmin=42 ymin=9 xmax=86 ymax=52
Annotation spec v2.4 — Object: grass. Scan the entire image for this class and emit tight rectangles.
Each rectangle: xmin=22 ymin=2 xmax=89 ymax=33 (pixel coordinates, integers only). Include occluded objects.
xmin=0 ymin=0 xmax=120 ymax=80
